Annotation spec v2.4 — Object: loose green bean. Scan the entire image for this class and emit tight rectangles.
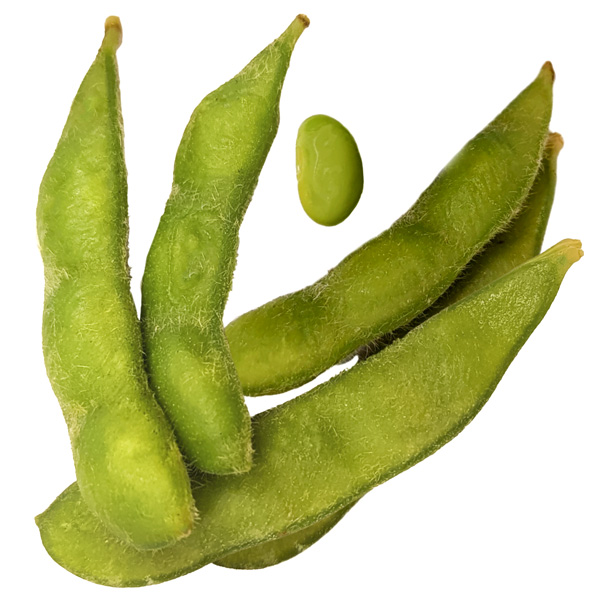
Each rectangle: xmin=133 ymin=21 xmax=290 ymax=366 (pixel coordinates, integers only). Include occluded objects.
xmin=36 ymin=17 xmax=195 ymax=549
xmin=226 ymin=63 xmax=554 ymax=395
xmin=217 ymin=130 xmax=564 ymax=570
xmin=296 ymin=114 xmax=364 ymax=226
xmin=36 ymin=239 xmax=581 ymax=586
xmin=141 ymin=16 xmax=309 ymax=474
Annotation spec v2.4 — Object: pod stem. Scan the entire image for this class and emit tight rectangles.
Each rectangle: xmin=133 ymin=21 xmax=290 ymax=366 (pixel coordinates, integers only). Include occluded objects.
xmin=546 ymin=131 xmax=564 ymax=155
xmin=279 ymin=14 xmax=310 ymax=49
xmin=540 ymin=60 xmax=555 ymax=82
xmin=544 ymin=238 xmax=584 ymax=270
xmin=102 ymin=16 xmax=123 ymax=53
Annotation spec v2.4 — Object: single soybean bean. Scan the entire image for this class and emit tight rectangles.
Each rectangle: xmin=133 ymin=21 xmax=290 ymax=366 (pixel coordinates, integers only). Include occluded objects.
xmin=226 ymin=63 xmax=554 ymax=396
xmin=141 ymin=15 xmax=309 ymax=474
xmin=36 ymin=17 xmax=195 ymax=549
xmin=217 ymin=131 xmax=564 ymax=570
xmin=296 ymin=114 xmax=364 ymax=226
xmin=36 ymin=239 xmax=581 ymax=586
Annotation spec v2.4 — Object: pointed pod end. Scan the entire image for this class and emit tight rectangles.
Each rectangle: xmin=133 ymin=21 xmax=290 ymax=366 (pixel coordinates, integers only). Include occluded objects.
xmin=540 ymin=61 xmax=555 ymax=83
xmin=297 ymin=14 xmax=310 ymax=28
xmin=102 ymin=16 xmax=123 ymax=52
xmin=564 ymin=238 xmax=584 ymax=264
xmin=280 ymin=14 xmax=310 ymax=48
xmin=546 ymin=131 xmax=564 ymax=155
xmin=551 ymin=239 xmax=584 ymax=270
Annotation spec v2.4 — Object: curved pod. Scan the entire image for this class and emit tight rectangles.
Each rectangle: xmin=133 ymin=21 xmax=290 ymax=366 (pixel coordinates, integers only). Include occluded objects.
xmin=356 ymin=130 xmax=564 ymax=360
xmin=226 ymin=63 xmax=555 ymax=395
xmin=218 ymin=131 xmax=564 ymax=569
xmin=36 ymin=18 xmax=195 ymax=549
xmin=37 ymin=240 xmax=581 ymax=586
xmin=141 ymin=16 xmax=309 ymax=474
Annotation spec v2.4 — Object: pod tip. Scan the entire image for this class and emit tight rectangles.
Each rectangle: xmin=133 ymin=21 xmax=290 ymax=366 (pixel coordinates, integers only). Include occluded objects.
xmin=541 ymin=61 xmax=555 ymax=82
xmin=297 ymin=14 xmax=310 ymax=28
xmin=281 ymin=14 xmax=310 ymax=48
xmin=102 ymin=16 xmax=122 ymax=52
xmin=546 ymin=132 xmax=564 ymax=154
xmin=557 ymin=238 xmax=583 ymax=266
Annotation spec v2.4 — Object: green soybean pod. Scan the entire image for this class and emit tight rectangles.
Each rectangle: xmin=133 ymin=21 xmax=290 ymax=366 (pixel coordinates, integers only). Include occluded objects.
xmin=296 ymin=114 xmax=364 ymax=225
xmin=226 ymin=63 xmax=554 ymax=396
xmin=36 ymin=239 xmax=581 ymax=586
xmin=141 ymin=15 xmax=309 ymax=474
xmin=215 ymin=501 xmax=358 ymax=570
xmin=217 ymin=130 xmax=564 ymax=570
xmin=356 ymin=130 xmax=564 ymax=360
xmin=36 ymin=17 xmax=195 ymax=549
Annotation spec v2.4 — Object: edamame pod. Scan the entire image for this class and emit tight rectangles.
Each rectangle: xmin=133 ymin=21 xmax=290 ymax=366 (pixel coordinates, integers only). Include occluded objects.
xmin=356 ymin=131 xmax=564 ymax=360
xmin=214 ymin=501 xmax=357 ymax=570
xmin=217 ymin=131 xmax=564 ymax=570
xmin=141 ymin=15 xmax=309 ymax=474
xmin=226 ymin=63 xmax=555 ymax=395
xmin=36 ymin=18 xmax=195 ymax=549
xmin=36 ymin=239 xmax=581 ymax=586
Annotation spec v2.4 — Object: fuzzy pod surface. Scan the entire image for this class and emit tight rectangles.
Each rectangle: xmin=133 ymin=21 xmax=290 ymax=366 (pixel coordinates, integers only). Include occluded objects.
xmin=217 ymin=131 xmax=564 ymax=569
xmin=355 ymin=130 xmax=564 ymax=360
xmin=215 ymin=500 xmax=357 ymax=570
xmin=36 ymin=239 xmax=581 ymax=586
xmin=226 ymin=63 xmax=555 ymax=396
xmin=36 ymin=18 xmax=195 ymax=549
xmin=141 ymin=15 xmax=309 ymax=474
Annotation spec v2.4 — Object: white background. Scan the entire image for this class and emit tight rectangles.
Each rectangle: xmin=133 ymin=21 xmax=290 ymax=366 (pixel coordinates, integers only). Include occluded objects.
xmin=1 ymin=0 xmax=598 ymax=598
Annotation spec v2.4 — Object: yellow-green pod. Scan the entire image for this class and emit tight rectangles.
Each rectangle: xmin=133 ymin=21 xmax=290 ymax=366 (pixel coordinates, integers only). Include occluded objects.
xmin=36 ymin=240 xmax=581 ymax=586
xmin=141 ymin=16 xmax=309 ymax=474
xmin=356 ymin=130 xmax=564 ymax=360
xmin=296 ymin=114 xmax=364 ymax=225
xmin=226 ymin=63 xmax=555 ymax=396
xmin=217 ymin=130 xmax=564 ymax=570
xmin=214 ymin=501 xmax=358 ymax=570
xmin=36 ymin=17 xmax=195 ymax=549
